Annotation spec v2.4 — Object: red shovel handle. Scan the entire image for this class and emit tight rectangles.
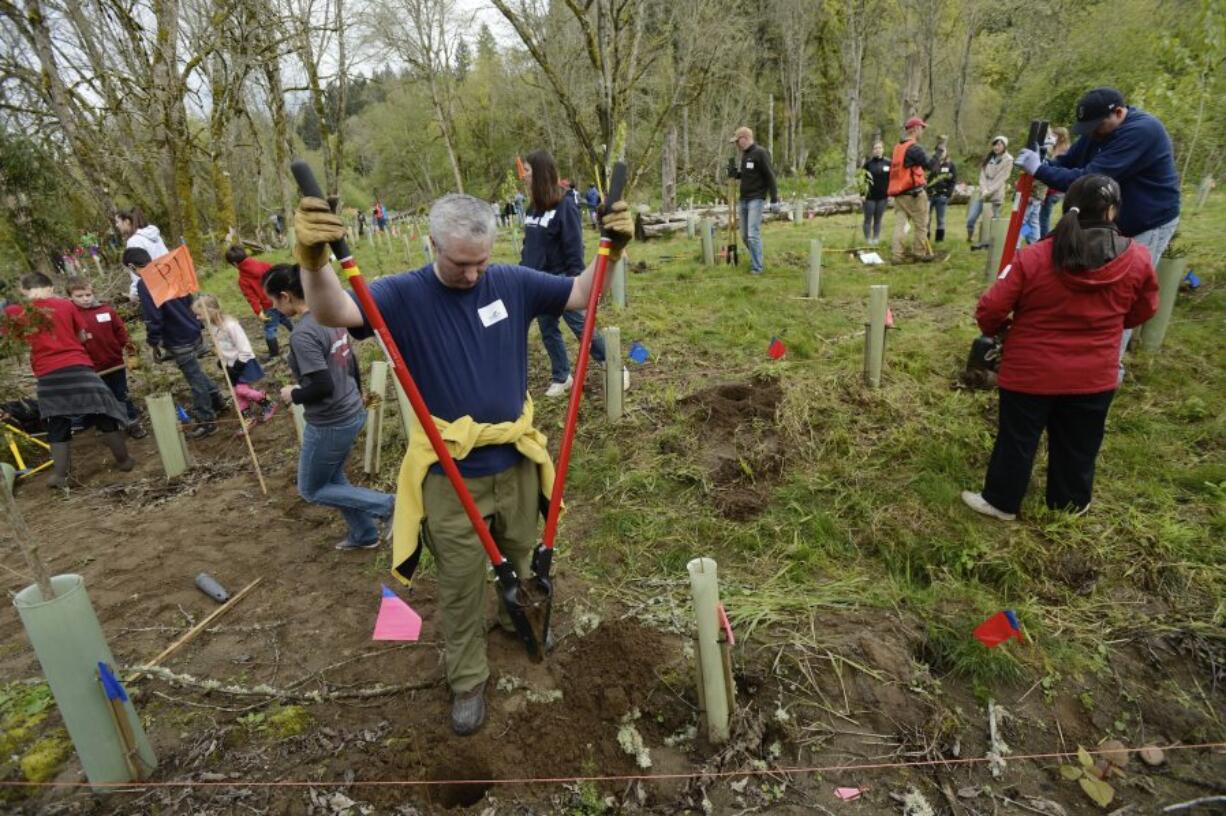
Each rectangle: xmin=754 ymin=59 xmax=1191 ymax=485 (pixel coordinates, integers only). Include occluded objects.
xmin=540 ymin=162 xmax=628 ymax=552
xmin=997 ymin=120 xmax=1049 ymax=275
xmin=290 ymin=160 xmax=506 ymax=569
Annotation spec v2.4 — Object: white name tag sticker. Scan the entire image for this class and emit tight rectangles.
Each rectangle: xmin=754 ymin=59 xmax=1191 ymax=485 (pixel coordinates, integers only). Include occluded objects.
xmin=96 ymin=312 xmax=111 ymax=323
xmin=477 ymin=299 xmax=508 ymax=328
xmin=746 ymin=161 xmax=755 ymax=169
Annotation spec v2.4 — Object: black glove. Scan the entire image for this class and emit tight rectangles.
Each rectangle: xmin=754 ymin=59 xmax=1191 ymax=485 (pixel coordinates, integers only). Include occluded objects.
xmin=149 ymin=343 xmax=164 ymax=363
xmin=726 ymin=158 xmax=738 ymax=178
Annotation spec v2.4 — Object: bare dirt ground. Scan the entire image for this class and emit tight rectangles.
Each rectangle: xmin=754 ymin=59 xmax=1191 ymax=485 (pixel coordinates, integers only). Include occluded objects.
xmin=2 ymin=366 xmax=1224 ymax=815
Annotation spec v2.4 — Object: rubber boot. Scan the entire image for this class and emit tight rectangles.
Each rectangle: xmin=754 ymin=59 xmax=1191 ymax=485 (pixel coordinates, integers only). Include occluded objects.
xmin=47 ymin=442 xmax=71 ymax=489
xmin=101 ymin=431 xmax=136 ymax=471
xmin=936 ymin=228 xmax=945 ymax=243
xmin=266 ymin=337 xmax=280 ymax=358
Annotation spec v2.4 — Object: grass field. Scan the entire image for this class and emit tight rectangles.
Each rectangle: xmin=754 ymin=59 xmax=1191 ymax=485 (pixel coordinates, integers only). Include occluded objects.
xmin=193 ymin=192 xmax=1225 ymax=699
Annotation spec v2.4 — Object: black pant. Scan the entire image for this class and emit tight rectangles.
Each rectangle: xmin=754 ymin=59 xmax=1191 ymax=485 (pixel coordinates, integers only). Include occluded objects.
xmin=982 ymin=388 xmax=1116 ymax=514
xmin=862 ymin=198 xmax=887 ymax=240
xmin=100 ymin=369 xmax=140 ymax=423
xmin=48 ymin=414 xmax=120 ymax=443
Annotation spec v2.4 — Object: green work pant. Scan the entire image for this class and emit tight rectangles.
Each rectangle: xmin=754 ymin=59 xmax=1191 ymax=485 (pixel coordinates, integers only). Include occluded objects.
xmin=422 ymin=457 xmax=539 ymax=694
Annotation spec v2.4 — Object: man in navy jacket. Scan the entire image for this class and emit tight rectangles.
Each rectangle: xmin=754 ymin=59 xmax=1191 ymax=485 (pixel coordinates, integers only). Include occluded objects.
xmin=1015 ymin=87 xmax=1180 ymax=379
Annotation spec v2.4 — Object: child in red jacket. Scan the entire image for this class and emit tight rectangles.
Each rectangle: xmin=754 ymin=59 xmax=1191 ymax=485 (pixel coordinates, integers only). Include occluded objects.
xmin=66 ymin=278 xmax=147 ymax=438
xmin=3 ymin=273 xmax=135 ymax=488
xmin=225 ymin=245 xmax=293 ymax=358
xmin=962 ymin=174 xmax=1158 ymax=521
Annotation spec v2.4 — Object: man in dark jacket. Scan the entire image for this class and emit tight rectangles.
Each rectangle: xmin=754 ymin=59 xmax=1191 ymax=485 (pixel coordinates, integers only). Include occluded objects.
xmin=124 ymin=247 xmax=224 ymax=438
xmin=728 ymin=126 xmax=779 ymax=275
xmin=1016 ymin=87 xmax=1180 ymax=380
xmin=926 ymin=140 xmax=957 ymax=243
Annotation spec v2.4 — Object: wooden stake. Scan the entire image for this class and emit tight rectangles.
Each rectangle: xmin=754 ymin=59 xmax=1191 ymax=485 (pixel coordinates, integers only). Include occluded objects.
xmin=806 ymin=238 xmax=822 ymax=298
xmin=864 ymin=284 xmax=889 ymax=388
xmin=363 ymin=361 xmax=388 ymax=474
xmin=401 ymin=233 xmax=413 ymax=265
xmin=145 ymin=394 xmax=191 ymax=479
xmin=0 ymin=472 xmax=55 ymax=600
xmin=202 ymin=331 xmax=268 ymax=496
xmin=985 ymin=217 xmax=1008 ymax=284
xmin=129 ymin=577 xmax=263 ymax=683
xmin=604 ymin=326 xmax=623 ymax=421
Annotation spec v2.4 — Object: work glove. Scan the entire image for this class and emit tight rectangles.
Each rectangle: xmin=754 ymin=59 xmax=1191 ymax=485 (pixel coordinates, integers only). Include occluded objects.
xmin=149 ymin=343 xmax=164 ymax=363
xmin=293 ymin=196 xmax=345 ymax=271
xmin=599 ymin=201 xmax=633 ymax=261
xmin=726 ymin=158 xmax=738 ymax=178
xmin=1015 ymin=148 xmax=1041 ymax=176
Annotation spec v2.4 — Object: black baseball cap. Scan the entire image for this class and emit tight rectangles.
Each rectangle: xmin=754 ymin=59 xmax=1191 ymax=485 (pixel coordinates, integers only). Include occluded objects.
xmin=1073 ymin=87 xmax=1126 ymax=135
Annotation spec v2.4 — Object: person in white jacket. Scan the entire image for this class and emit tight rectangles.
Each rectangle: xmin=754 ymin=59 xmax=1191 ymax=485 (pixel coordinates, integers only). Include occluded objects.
xmin=115 ymin=209 xmax=170 ymax=301
xmin=965 ymin=136 xmax=1014 ymax=244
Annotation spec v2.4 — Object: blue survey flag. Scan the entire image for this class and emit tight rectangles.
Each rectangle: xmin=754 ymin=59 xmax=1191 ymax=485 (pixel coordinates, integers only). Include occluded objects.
xmin=97 ymin=662 xmax=129 ymax=702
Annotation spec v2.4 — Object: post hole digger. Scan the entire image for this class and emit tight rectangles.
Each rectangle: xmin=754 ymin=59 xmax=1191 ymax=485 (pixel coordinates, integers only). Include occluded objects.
xmin=997 ymin=119 xmax=1050 ymax=274
xmin=290 ymin=160 xmax=629 ymax=663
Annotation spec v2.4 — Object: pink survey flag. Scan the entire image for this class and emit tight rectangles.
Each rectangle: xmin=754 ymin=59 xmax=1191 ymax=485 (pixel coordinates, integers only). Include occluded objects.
xmin=373 ymin=584 xmax=422 ymax=641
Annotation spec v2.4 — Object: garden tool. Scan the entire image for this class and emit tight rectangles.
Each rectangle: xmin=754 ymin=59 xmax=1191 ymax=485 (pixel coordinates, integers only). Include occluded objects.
xmin=290 ymin=161 xmax=545 ymax=661
xmin=997 ymin=120 xmax=1049 ymax=274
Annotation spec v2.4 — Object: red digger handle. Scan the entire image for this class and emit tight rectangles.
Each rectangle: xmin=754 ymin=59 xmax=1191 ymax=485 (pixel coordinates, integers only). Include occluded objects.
xmin=540 ymin=162 xmax=628 ymax=552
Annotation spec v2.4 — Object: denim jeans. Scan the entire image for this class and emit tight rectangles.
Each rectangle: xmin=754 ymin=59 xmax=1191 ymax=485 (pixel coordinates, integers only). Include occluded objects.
xmin=1039 ymin=194 xmax=1062 ymax=237
xmin=966 ymin=195 xmax=1001 ymax=236
xmin=263 ymin=307 xmax=294 ymax=343
xmin=929 ymin=195 xmax=949 ymax=231
xmin=100 ymin=369 xmax=140 ymax=423
xmin=1119 ymin=216 xmax=1180 ymax=380
xmin=299 ymin=411 xmax=395 ymax=546
xmin=166 ymin=342 xmax=220 ymax=422
xmin=738 ymin=197 xmax=765 ymax=273
xmin=537 ymin=310 xmax=606 ymax=383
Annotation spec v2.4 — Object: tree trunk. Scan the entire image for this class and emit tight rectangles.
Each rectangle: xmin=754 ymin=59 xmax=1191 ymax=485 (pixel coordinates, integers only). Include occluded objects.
xmin=951 ymin=21 xmax=976 ymax=153
xmin=209 ymin=52 xmax=237 ymax=242
xmin=153 ymin=0 xmax=200 ymax=256
xmin=262 ymin=57 xmax=294 ymax=245
xmin=428 ymin=75 xmax=465 ymax=193
xmin=331 ymin=0 xmax=348 ymax=208
xmin=900 ymin=51 xmax=923 ymax=125
xmin=661 ymin=124 xmax=677 ymax=212
xmin=842 ymin=0 xmax=867 ymax=187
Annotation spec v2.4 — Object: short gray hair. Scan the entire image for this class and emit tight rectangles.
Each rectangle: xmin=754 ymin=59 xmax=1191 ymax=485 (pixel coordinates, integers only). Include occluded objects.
xmin=429 ymin=194 xmax=497 ymax=253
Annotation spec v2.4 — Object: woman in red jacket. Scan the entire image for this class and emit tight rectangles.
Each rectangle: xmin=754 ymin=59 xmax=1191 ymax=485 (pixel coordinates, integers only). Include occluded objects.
xmin=962 ymin=174 xmax=1159 ymax=521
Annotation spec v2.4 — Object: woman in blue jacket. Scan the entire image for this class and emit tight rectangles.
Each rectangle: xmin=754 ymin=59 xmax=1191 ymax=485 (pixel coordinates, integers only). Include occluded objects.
xmin=521 ymin=150 xmax=627 ymax=397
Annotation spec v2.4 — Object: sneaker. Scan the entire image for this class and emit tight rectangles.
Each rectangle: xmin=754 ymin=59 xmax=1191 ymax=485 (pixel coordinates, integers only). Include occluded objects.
xmin=451 ymin=681 xmax=487 ymax=736
xmin=127 ymin=423 xmax=148 ymax=439
xmin=1071 ymin=500 xmax=1092 ymax=518
xmin=622 ymin=366 xmax=630 ymax=392
xmin=187 ymin=422 xmax=217 ymax=440
xmin=544 ymin=376 xmax=573 ymax=398
xmin=335 ymin=537 xmax=380 ymax=551
xmin=379 ymin=507 xmax=396 ymax=544
xmin=960 ymin=490 xmax=1016 ymax=521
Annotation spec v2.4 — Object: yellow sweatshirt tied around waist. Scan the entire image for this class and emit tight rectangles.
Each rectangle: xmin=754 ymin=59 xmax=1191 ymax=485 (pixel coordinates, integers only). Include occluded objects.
xmin=390 ymin=394 xmax=558 ymax=585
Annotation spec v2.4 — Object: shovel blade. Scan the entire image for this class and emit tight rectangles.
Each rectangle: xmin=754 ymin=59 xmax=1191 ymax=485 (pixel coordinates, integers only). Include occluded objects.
xmin=494 ymin=562 xmax=550 ymax=662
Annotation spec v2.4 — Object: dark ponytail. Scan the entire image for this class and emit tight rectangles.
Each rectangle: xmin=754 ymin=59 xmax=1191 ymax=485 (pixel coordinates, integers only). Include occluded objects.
xmin=262 ymin=263 xmax=304 ymax=300
xmin=1049 ymin=174 xmax=1122 ymax=273
xmin=116 ymin=207 xmax=147 ymax=230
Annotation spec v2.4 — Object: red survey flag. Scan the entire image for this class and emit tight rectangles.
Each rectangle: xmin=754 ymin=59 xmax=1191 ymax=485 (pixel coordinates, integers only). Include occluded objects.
xmin=373 ymin=584 xmax=422 ymax=641
xmin=768 ymin=336 xmax=786 ymax=360
xmin=138 ymin=245 xmax=199 ymax=306
xmin=973 ymin=610 xmax=1024 ymax=648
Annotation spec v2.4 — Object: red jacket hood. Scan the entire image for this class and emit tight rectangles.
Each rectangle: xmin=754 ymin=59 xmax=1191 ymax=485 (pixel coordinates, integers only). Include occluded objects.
xmin=1052 ymin=238 xmax=1150 ymax=292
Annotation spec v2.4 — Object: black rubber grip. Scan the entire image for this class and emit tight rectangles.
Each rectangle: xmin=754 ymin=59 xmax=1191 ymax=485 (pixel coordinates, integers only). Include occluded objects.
xmin=290 ymin=159 xmax=352 ymax=261
xmin=605 ymin=162 xmax=627 ymax=208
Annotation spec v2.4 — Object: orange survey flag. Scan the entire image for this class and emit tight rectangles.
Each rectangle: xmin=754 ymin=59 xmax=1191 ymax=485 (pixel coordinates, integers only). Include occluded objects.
xmin=138 ymin=245 xmax=199 ymax=307
xmin=515 ymin=155 xmax=527 ymax=180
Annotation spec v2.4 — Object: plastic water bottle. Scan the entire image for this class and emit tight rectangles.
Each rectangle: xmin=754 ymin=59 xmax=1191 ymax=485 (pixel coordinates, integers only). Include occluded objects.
xmin=176 ymin=405 xmax=189 ymax=423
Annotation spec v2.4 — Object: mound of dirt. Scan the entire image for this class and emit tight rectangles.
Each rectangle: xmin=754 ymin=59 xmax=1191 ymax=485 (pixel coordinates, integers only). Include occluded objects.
xmin=679 ymin=375 xmax=785 ymax=520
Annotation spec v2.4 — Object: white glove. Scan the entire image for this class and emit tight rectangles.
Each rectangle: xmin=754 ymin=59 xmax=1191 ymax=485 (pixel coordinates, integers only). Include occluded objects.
xmin=1015 ymin=148 xmax=1041 ymax=176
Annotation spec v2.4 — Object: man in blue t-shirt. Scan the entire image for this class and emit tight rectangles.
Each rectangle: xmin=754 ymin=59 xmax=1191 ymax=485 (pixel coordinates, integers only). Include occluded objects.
xmin=1015 ymin=87 xmax=1181 ymax=381
xmin=292 ymin=192 xmax=632 ymax=737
